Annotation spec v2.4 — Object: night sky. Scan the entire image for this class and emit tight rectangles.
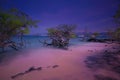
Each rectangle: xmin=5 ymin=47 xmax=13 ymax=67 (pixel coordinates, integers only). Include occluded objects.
xmin=0 ymin=0 xmax=120 ymax=35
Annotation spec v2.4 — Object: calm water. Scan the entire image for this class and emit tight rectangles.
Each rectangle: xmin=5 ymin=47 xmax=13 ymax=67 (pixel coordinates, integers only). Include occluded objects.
xmin=1 ymin=35 xmax=109 ymax=52
xmin=10 ymin=36 xmax=86 ymax=49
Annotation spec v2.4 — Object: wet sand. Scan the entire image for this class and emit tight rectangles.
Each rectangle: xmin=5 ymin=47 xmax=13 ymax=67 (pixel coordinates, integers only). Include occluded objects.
xmin=0 ymin=42 xmax=119 ymax=80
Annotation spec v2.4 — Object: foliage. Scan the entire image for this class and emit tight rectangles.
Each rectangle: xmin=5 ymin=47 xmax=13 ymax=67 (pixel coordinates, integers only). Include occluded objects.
xmin=0 ymin=8 xmax=38 ymax=36
xmin=91 ymin=32 xmax=99 ymax=39
xmin=107 ymin=27 xmax=120 ymax=41
xmin=0 ymin=8 xmax=39 ymax=51
xmin=112 ymin=5 xmax=120 ymax=41
xmin=113 ymin=5 xmax=120 ymax=25
xmin=114 ymin=27 xmax=120 ymax=41
xmin=93 ymin=32 xmax=99 ymax=36
xmin=47 ymin=24 xmax=76 ymax=48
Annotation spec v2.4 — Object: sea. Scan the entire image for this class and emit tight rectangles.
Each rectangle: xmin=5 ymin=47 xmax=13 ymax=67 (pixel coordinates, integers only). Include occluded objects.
xmin=1 ymin=34 xmax=110 ymax=51
xmin=11 ymin=35 xmax=85 ymax=48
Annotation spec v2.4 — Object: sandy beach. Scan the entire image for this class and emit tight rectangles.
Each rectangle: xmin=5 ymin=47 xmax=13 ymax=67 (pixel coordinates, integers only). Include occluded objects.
xmin=0 ymin=42 xmax=119 ymax=80
xmin=1 ymin=0 xmax=120 ymax=80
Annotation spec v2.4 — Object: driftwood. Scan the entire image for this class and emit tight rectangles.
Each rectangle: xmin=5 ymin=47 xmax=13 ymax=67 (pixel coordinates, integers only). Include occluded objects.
xmin=11 ymin=65 xmax=59 ymax=79
xmin=0 ymin=41 xmax=19 ymax=52
xmin=11 ymin=66 xmax=42 ymax=79
xmin=39 ymin=40 xmax=52 ymax=46
xmin=39 ymin=39 xmax=69 ymax=50
xmin=52 ymin=65 xmax=59 ymax=68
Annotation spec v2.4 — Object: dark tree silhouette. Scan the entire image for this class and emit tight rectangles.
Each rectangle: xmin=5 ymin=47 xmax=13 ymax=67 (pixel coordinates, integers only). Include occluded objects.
xmin=110 ymin=5 xmax=120 ymax=41
xmin=0 ymin=8 xmax=39 ymax=52
xmin=105 ymin=5 xmax=120 ymax=42
xmin=114 ymin=5 xmax=120 ymax=25
xmin=47 ymin=24 xmax=76 ymax=49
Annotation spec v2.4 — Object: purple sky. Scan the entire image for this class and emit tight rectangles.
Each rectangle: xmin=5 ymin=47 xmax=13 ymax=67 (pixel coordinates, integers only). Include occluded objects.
xmin=0 ymin=0 xmax=120 ymax=35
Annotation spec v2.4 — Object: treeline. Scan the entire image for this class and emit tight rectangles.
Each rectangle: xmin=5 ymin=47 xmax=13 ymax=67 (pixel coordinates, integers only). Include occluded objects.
xmin=0 ymin=5 xmax=120 ymax=52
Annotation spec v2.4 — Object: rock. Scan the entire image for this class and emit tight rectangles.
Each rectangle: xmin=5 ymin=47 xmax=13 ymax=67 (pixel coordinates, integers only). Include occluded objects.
xmin=105 ymin=45 xmax=108 ymax=47
xmin=112 ymin=66 xmax=120 ymax=74
xmin=94 ymin=75 xmax=118 ymax=80
xmin=37 ymin=67 xmax=42 ymax=70
xmin=52 ymin=65 xmax=59 ymax=68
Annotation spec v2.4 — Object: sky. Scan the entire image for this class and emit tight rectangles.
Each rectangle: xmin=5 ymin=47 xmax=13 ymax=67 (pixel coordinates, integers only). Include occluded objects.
xmin=0 ymin=0 xmax=120 ymax=35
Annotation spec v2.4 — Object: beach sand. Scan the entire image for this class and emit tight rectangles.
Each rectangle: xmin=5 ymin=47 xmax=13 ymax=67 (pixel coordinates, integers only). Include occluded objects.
xmin=0 ymin=42 xmax=119 ymax=80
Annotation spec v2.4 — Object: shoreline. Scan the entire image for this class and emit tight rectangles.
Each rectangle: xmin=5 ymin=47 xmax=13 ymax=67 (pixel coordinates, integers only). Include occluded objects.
xmin=0 ymin=42 xmax=119 ymax=80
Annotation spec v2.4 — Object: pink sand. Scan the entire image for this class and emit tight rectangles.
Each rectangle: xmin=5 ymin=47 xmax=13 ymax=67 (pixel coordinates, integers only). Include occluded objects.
xmin=0 ymin=42 xmax=118 ymax=80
